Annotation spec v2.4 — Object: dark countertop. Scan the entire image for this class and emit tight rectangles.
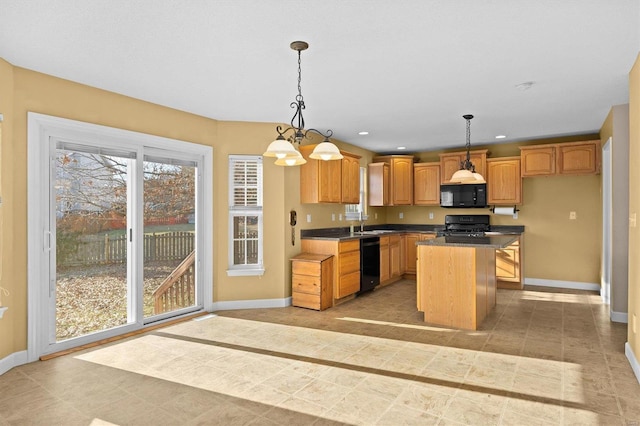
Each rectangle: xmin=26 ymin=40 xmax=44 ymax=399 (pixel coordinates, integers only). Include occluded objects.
xmin=300 ymin=224 xmax=524 ymax=241
xmin=417 ymin=234 xmax=519 ymax=249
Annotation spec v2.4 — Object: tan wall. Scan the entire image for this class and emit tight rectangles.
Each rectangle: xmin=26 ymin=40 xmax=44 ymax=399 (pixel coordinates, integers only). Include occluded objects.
xmin=0 ymin=58 xmax=16 ymax=359
xmin=0 ymin=62 xmax=300 ymax=359
xmin=629 ymin=53 xmax=640 ymax=359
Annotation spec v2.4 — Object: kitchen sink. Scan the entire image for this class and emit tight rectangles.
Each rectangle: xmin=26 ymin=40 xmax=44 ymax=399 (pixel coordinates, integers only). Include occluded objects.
xmin=352 ymin=230 xmax=395 ymax=235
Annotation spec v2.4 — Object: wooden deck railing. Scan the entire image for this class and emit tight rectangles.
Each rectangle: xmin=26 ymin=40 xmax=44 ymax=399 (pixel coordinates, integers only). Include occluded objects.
xmin=152 ymin=250 xmax=196 ymax=314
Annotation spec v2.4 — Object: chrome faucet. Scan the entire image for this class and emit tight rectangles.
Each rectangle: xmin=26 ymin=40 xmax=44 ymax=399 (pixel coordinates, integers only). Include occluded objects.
xmin=359 ymin=211 xmax=365 ymax=232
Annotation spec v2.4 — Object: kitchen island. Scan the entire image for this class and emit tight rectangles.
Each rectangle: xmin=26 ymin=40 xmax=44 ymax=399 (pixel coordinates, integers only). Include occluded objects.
xmin=416 ymin=235 xmax=518 ymax=330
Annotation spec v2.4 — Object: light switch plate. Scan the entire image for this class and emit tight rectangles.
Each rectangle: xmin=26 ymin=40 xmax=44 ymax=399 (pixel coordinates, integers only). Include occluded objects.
xmin=331 ymin=213 xmax=335 ymax=221
xmin=569 ymin=211 xmax=577 ymax=220
xmin=429 ymin=212 xmax=434 ymax=219
xmin=306 ymin=214 xmax=311 ymax=223
xmin=399 ymin=212 xmax=404 ymax=219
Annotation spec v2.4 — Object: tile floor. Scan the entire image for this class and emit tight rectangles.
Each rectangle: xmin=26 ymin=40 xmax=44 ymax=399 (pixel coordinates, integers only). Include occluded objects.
xmin=0 ymin=280 xmax=639 ymax=425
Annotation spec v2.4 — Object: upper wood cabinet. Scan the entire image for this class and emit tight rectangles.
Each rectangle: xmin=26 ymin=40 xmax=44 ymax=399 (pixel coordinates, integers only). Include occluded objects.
xmin=556 ymin=141 xmax=600 ymax=175
xmin=372 ymin=155 xmax=414 ymax=205
xmin=439 ymin=149 xmax=488 ymax=183
xmin=299 ymin=145 xmax=361 ymax=204
xmin=413 ymin=162 xmax=440 ymax=205
xmin=341 ymin=152 xmax=361 ymax=204
xmin=520 ymin=140 xmax=600 ymax=177
xmin=487 ymin=157 xmax=522 ymax=205
xmin=368 ymin=162 xmax=390 ymax=206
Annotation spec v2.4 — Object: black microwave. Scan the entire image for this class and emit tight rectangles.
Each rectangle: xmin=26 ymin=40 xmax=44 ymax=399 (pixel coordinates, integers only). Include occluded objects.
xmin=440 ymin=183 xmax=487 ymax=208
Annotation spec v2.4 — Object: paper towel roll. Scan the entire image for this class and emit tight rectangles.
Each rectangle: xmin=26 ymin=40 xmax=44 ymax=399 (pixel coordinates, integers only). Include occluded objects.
xmin=493 ymin=207 xmax=517 ymax=216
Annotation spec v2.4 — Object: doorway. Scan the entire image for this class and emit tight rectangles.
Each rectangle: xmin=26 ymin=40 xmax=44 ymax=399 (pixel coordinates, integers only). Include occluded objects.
xmin=28 ymin=113 xmax=213 ymax=359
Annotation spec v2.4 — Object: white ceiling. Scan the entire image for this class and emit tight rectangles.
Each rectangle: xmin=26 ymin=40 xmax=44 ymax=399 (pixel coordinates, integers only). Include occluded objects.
xmin=1 ymin=1 xmax=639 ymax=153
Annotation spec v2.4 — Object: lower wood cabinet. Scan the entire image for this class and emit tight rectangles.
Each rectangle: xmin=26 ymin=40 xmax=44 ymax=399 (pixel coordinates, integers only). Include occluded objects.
xmin=496 ymin=235 xmax=523 ymax=289
xmin=380 ymin=236 xmax=390 ymax=282
xmin=404 ymin=233 xmax=436 ymax=275
xmin=389 ymin=235 xmax=402 ymax=278
xmin=301 ymin=239 xmax=361 ymax=302
xmin=291 ymin=253 xmax=333 ymax=310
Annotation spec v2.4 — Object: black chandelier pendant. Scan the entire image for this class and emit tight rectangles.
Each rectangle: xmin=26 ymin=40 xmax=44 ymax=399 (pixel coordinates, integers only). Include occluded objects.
xmin=264 ymin=41 xmax=342 ymax=166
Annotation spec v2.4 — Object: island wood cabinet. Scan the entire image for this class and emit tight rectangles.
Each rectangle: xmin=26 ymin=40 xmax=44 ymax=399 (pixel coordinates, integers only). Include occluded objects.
xmin=496 ymin=235 xmax=523 ymax=289
xmin=371 ymin=155 xmax=414 ymax=205
xmin=291 ymin=253 xmax=333 ymax=310
xmin=439 ymin=149 xmax=488 ymax=183
xmin=417 ymin=244 xmax=497 ymax=330
xmin=520 ymin=140 xmax=600 ymax=177
xmin=299 ymin=145 xmax=361 ymax=204
xmin=368 ymin=162 xmax=390 ymax=206
xmin=486 ymin=157 xmax=522 ymax=205
xmin=301 ymin=239 xmax=361 ymax=302
xmin=413 ymin=162 xmax=440 ymax=205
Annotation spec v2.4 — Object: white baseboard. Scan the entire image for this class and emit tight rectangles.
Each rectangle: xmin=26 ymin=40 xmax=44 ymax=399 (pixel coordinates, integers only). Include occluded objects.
xmin=212 ymin=297 xmax=292 ymax=311
xmin=0 ymin=350 xmax=29 ymax=376
xmin=610 ymin=310 xmax=629 ymax=324
xmin=625 ymin=342 xmax=640 ymax=385
xmin=524 ymin=278 xmax=601 ymax=292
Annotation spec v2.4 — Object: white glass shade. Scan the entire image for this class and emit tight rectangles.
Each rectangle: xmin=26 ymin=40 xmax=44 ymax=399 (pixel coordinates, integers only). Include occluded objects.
xmin=472 ymin=172 xmax=486 ymax=183
xmin=449 ymin=168 xmax=476 ymax=183
xmin=263 ymin=138 xmax=297 ymax=158
xmin=309 ymin=141 xmax=343 ymax=160
xmin=274 ymin=150 xmax=307 ymax=166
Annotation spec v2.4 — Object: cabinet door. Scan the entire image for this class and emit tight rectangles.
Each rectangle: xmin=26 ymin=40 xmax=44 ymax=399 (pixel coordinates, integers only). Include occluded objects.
xmin=557 ymin=141 xmax=600 ymax=175
xmin=380 ymin=242 xmax=390 ymax=282
xmin=337 ymin=271 xmax=361 ymax=299
xmin=404 ymin=234 xmax=419 ymax=274
xmin=318 ymin=160 xmax=342 ymax=202
xmin=487 ymin=158 xmax=522 ymax=205
xmin=368 ymin=163 xmax=389 ymax=206
xmin=496 ymin=238 xmax=520 ymax=282
xmin=389 ymin=237 xmax=401 ymax=277
xmin=414 ymin=163 xmax=440 ymax=205
xmin=391 ymin=157 xmax=413 ymax=205
xmin=520 ymin=146 xmax=555 ymax=176
xmin=440 ymin=154 xmax=463 ymax=183
xmin=341 ymin=155 xmax=360 ymax=203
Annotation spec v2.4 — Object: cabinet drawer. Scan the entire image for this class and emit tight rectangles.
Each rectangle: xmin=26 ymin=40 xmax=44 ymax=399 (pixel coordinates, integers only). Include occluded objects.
xmin=339 ymin=240 xmax=360 ymax=253
xmin=292 ymin=292 xmax=321 ymax=310
xmin=337 ymin=270 xmax=361 ymax=299
xmin=339 ymin=250 xmax=360 ymax=274
xmin=292 ymin=274 xmax=321 ymax=295
xmin=292 ymin=261 xmax=321 ymax=277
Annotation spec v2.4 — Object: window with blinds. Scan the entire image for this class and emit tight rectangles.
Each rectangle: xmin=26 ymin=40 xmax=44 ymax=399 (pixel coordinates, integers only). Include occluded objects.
xmin=228 ymin=156 xmax=264 ymax=275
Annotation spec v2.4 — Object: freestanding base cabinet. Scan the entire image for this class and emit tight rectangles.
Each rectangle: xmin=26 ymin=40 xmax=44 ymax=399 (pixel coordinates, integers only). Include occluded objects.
xmin=291 ymin=253 xmax=334 ymax=311
xmin=417 ymin=244 xmax=497 ymax=330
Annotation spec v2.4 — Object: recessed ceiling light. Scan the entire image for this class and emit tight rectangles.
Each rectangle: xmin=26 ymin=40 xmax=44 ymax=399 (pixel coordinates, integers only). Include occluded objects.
xmin=495 ymin=135 xmax=507 ymax=139
xmin=515 ymin=81 xmax=535 ymax=91
xmin=358 ymin=131 xmax=369 ymax=135
xmin=397 ymin=146 xmax=406 ymax=150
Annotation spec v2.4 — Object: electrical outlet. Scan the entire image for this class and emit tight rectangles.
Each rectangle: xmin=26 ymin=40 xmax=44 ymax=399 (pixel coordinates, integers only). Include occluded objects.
xmin=429 ymin=212 xmax=434 ymax=219
xmin=331 ymin=213 xmax=335 ymax=221
xmin=306 ymin=214 xmax=312 ymax=223
xmin=399 ymin=212 xmax=404 ymax=219
xmin=569 ymin=211 xmax=577 ymax=220
xmin=339 ymin=213 xmax=343 ymax=221
xmin=374 ymin=213 xmax=378 ymax=219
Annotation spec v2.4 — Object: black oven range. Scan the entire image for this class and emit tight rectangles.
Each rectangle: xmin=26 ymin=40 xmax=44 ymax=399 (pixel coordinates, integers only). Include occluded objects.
xmin=437 ymin=215 xmax=491 ymax=237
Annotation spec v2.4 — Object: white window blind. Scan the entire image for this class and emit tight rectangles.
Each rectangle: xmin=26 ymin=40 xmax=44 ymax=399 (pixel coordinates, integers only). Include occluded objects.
xmin=228 ymin=155 xmax=264 ymax=276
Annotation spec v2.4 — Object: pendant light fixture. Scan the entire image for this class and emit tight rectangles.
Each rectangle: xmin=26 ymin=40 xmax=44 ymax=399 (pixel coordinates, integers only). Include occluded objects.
xmin=263 ymin=41 xmax=343 ymax=166
xmin=450 ymin=114 xmax=486 ymax=183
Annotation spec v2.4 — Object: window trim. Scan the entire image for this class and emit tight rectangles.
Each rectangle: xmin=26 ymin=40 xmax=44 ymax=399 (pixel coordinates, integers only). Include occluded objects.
xmin=227 ymin=155 xmax=264 ymax=276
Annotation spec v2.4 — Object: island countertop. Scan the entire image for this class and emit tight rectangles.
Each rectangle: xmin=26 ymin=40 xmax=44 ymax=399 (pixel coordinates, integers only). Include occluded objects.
xmin=417 ymin=234 xmax=518 ymax=249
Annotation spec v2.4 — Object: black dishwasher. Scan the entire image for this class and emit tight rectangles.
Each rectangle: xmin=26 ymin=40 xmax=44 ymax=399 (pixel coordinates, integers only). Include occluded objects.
xmin=359 ymin=237 xmax=380 ymax=293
